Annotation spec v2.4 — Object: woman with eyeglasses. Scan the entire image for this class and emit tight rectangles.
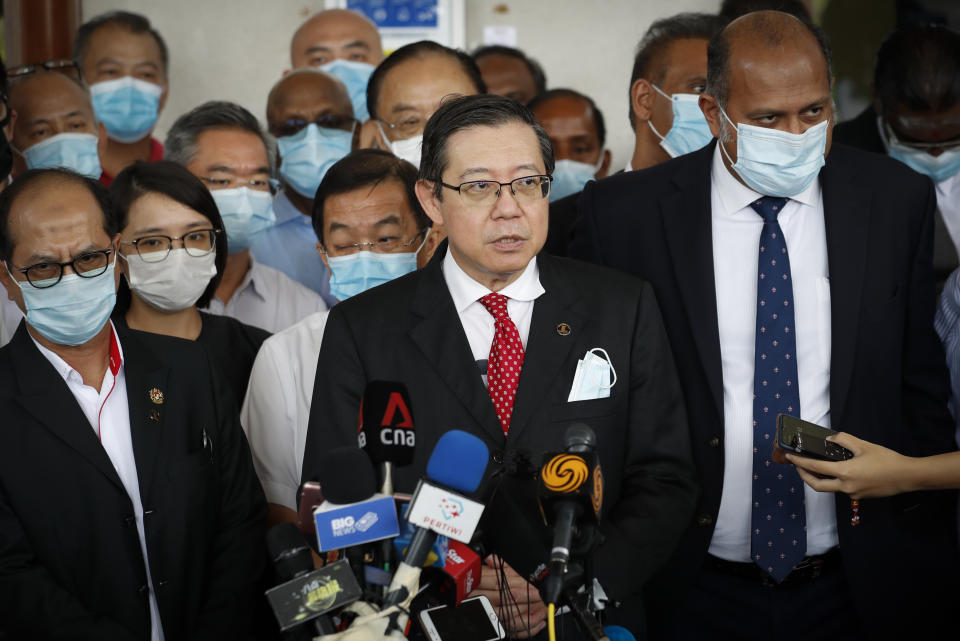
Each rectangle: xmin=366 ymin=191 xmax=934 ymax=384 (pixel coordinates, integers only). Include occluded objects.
xmin=109 ymin=161 xmax=269 ymax=408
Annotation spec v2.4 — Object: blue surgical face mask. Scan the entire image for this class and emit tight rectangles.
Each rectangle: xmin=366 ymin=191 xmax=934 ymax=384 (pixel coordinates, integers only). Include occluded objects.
xmin=277 ymin=123 xmax=354 ymax=198
xmin=884 ymin=123 xmax=960 ymax=184
xmin=319 ymin=59 xmax=375 ymax=122
xmin=326 ymin=231 xmax=428 ymax=301
xmin=210 ymin=187 xmax=275 ymax=253
xmin=719 ymin=108 xmax=828 ymax=197
xmin=6 ymin=256 xmax=117 ymax=346
xmin=647 ymin=85 xmax=714 ymax=157
xmin=90 ymin=76 xmax=164 ymax=143
xmin=550 ymin=158 xmax=600 ymax=202
xmin=18 ymin=132 xmax=102 ymax=179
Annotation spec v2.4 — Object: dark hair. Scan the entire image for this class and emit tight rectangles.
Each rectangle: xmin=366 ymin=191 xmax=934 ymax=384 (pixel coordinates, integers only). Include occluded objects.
xmin=628 ymin=13 xmax=726 ymax=129
xmin=875 ymin=24 xmax=960 ymax=113
xmin=419 ymin=94 xmax=554 ymax=199
xmin=366 ymin=40 xmax=486 ymax=121
xmin=74 ymin=11 xmax=169 ymax=78
xmin=109 ymin=161 xmax=226 ymax=310
xmin=528 ymin=88 xmax=607 ymax=147
xmin=0 ymin=168 xmax=114 ymax=262
xmin=718 ymin=0 xmax=813 ymax=22
xmin=164 ymin=100 xmax=276 ymax=176
xmin=706 ymin=11 xmax=833 ymax=108
xmin=472 ymin=45 xmax=547 ymax=96
xmin=312 ymin=149 xmax=430 ymax=244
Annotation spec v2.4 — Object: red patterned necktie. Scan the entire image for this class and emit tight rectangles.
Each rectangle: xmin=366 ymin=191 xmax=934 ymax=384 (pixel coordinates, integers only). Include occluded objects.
xmin=480 ymin=292 xmax=525 ymax=436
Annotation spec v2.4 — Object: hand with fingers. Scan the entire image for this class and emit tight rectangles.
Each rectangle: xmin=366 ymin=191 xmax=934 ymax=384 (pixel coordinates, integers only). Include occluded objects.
xmin=471 ymin=555 xmax=548 ymax=639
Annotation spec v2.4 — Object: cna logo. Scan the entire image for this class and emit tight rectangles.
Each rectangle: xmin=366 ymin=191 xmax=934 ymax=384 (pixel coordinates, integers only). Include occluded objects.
xmin=439 ymin=497 xmax=463 ymax=520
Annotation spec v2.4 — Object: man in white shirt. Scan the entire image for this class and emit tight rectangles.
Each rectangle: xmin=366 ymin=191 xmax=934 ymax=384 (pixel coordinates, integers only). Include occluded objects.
xmin=242 ymin=149 xmax=441 ymax=525
xmin=165 ymin=100 xmax=327 ymax=333
xmin=302 ymin=94 xmax=698 ymax=638
xmin=571 ymin=10 xmax=958 ymax=640
xmin=0 ymin=168 xmax=266 ymax=639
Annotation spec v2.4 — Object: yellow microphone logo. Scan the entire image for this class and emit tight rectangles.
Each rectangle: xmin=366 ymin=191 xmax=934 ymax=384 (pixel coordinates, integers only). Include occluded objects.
xmin=541 ymin=454 xmax=589 ymax=493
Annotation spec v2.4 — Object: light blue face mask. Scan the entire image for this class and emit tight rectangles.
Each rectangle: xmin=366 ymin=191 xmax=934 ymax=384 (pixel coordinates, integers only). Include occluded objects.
xmin=719 ymin=108 xmax=828 ymax=197
xmin=90 ymin=76 xmax=164 ymax=143
xmin=20 ymin=132 xmax=102 ymax=179
xmin=326 ymin=232 xmax=427 ymax=301
xmin=885 ymin=124 xmax=960 ymax=184
xmin=550 ymin=158 xmax=600 ymax=202
xmin=210 ymin=187 xmax=276 ymax=253
xmin=319 ymin=59 xmax=375 ymax=122
xmin=277 ymin=123 xmax=354 ymax=198
xmin=647 ymin=85 xmax=714 ymax=157
xmin=6 ymin=257 xmax=117 ymax=346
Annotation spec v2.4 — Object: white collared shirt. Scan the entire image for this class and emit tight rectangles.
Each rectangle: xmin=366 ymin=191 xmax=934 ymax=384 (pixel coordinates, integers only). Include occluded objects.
xmin=241 ymin=311 xmax=329 ymax=510
xmin=708 ymin=145 xmax=837 ymax=562
xmin=442 ymin=249 xmax=545 ymax=377
xmin=203 ymin=254 xmax=327 ymax=334
xmin=31 ymin=323 xmax=165 ymax=641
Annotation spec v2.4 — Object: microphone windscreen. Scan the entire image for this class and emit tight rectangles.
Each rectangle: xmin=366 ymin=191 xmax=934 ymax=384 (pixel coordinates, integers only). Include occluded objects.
xmin=564 ymin=422 xmax=597 ymax=452
xmin=360 ymin=380 xmax=416 ymax=467
xmin=266 ymin=522 xmax=313 ymax=582
xmin=604 ymin=626 xmax=638 ymax=641
xmin=425 ymin=430 xmax=490 ymax=494
xmin=314 ymin=446 xmax=377 ymax=504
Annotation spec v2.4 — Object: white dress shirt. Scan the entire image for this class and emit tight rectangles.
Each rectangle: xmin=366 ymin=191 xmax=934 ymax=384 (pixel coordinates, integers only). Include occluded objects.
xmin=708 ymin=146 xmax=838 ymax=562
xmin=442 ymin=249 xmax=545 ymax=374
xmin=31 ymin=323 xmax=164 ymax=641
xmin=203 ymin=255 xmax=327 ymax=334
xmin=241 ymin=311 xmax=329 ymax=510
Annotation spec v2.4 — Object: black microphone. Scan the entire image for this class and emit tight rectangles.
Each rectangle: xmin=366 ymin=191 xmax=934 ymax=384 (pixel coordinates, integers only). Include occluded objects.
xmin=265 ymin=523 xmax=361 ymax=638
xmin=538 ymin=423 xmax=603 ymax=606
xmin=358 ymin=380 xmax=416 ymax=496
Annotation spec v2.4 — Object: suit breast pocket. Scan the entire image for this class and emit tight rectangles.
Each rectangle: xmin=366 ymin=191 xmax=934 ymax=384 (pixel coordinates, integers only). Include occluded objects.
xmin=549 ymin=396 xmax=617 ymax=423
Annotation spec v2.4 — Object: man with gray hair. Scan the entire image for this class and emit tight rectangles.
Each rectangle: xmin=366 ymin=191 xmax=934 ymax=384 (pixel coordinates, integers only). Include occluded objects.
xmin=165 ymin=101 xmax=326 ymax=333
xmin=572 ymin=10 xmax=958 ymax=639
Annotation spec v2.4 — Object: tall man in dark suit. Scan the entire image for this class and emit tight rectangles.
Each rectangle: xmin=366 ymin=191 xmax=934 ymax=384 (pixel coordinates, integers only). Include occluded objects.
xmin=0 ymin=169 xmax=267 ymax=639
xmin=571 ymin=11 xmax=959 ymax=641
xmin=302 ymin=94 xmax=698 ymax=638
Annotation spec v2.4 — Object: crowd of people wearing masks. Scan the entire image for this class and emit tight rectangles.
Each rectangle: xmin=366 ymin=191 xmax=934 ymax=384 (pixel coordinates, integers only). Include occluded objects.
xmin=1 ymin=1 xmax=960 ymax=640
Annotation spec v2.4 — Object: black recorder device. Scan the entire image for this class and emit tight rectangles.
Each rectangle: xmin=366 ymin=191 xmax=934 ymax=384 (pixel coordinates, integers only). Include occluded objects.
xmin=776 ymin=414 xmax=854 ymax=462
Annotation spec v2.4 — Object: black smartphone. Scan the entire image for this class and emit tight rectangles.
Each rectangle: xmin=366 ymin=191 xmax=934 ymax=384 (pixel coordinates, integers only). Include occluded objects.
xmin=776 ymin=414 xmax=853 ymax=462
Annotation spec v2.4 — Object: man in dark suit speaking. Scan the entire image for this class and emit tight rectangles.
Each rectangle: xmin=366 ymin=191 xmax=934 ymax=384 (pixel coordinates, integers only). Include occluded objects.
xmin=0 ymin=169 xmax=267 ymax=639
xmin=571 ymin=10 xmax=959 ymax=640
xmin=302 ymin=94 xmax=698 ymax=637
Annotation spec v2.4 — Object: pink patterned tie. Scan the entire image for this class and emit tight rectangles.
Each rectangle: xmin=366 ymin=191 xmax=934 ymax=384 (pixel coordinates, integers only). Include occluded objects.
xmin=480 ymin=293 xmax=525 ymax=436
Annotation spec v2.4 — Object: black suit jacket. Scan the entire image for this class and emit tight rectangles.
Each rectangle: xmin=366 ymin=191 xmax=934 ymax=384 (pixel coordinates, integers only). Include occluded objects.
xmin=835 ymin=107 xmax=958 ymax=290
xmin=545 ymin=192 xmax=580 ymax=256
xmin=302 ymin=247 xmax=699 ymax=634
xmin=569 ymin=140 xmax=960 ymax=636
xmin=0 ymin=323 xmax=267 ymax=640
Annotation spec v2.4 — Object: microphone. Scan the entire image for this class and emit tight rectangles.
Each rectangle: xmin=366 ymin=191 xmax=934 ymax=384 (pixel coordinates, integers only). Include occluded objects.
xmin=419 ymin=540 xmax=484 ymax=606
xmin=264 ymin=523 xmax=363 ymax=635
xmin=310 ymin=447 xmax=401 ymax=600
xmin=382 ymin=430 xmax=490 ymax=610
xmin=539 ymin=423 xmax=603 ymax=605
xmin=358 ymin=381 xmax=416 ymax=496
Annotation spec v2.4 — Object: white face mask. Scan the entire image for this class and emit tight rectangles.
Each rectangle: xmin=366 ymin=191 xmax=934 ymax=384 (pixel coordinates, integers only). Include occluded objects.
xmin=376 ymin=121 xmax=422 ymax=168
xmin=123 ymin=248 xmax=217 ymax=312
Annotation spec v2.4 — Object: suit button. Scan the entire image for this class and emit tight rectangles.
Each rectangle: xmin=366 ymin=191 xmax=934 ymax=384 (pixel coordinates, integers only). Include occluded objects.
xmin=137 ymin=584 xmax=149 ymax=597
xmin=492 ymin=450 xmax=504 ymax=464
xmin=696 ymin=515 xmax=713 ymax=526
xmin=708 ymin=437 xmax=720 ymax=448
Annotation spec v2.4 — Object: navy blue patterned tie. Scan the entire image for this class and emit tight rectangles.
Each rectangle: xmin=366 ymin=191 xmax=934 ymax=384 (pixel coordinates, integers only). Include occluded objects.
xmin=750 ymin=196 xmax=806 ymax=583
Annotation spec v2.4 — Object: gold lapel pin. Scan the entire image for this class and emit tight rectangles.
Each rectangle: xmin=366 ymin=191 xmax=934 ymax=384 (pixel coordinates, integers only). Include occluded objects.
xmin=556 ymin=322 xmax=572 ymax=336
xmin=148 ymin=388 xmax=164 ymax=405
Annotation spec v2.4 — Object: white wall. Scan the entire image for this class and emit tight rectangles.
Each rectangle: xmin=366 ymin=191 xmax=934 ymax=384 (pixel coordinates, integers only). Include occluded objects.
xmin=82 ymin=0 xmax=720 ymax=169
